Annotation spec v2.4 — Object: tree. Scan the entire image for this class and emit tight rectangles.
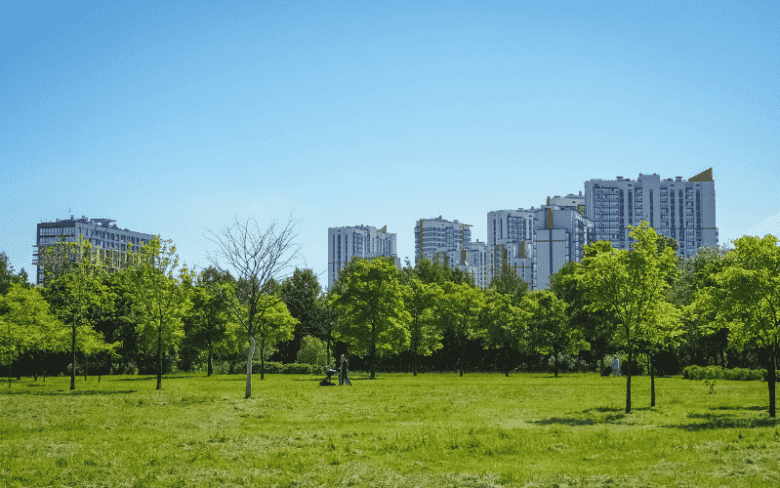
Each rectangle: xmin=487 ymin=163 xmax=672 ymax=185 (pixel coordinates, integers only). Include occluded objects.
xmin=671 ymin=246 xmax=730 ymax=368
xmin=183 ymin=266 xmax=234 ymax=376
xmin=489 ymin=262 xmax=529 ymax=306
xmin=131 ymin=237 xmax=190 ymax=390
xmin=42 ymin=236 xmax=112 ymax=390
xmin=550 ymin=261 xmax=614 ymax=373
xmin=250 ymin=293 xmax=298 ymax=379
xmin=311 ymin=291 xmax=340 ymax=367
xmin=526 ymin=290 xmax=589 ymax=377
xmin=206 ymin=215 xmax=300 ymax=399
xmin=700 ymin=235 xmax=780 ymax=417
xmin=580 ymin=222 xmax=678 ymax=413
xmin=474 ymin=288 xmax=527 ymax=376
xmin=332 ymin=256 xmax=410 ymax=379
xmin=0 ymin=285 xmax=64 ymax=383
xmin=277 ymin=268 xmax=322 ymax=363
xmin=0 ymin=252 xmax=31 ymax=295
xmin=637 ymin=300 xmax=683 ymax=406
xmin=400 ymin=271 xmax=443 ymax=376
xmin=432 ymin=282 xmax=485 ymax=376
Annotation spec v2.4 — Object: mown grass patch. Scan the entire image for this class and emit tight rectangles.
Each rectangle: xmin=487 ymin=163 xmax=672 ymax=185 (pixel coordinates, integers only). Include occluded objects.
xmin=1 ymin=372 xmax=778 ymax=487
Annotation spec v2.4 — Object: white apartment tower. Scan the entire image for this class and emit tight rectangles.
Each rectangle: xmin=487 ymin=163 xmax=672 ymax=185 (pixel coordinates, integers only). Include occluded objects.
xmin=584 ymin=168 xmax=718 ymax=257
xmin=486 ymin=209 xmax=536 ymax=287
xmin=487 ymin=201 xmax=593 ymax=290
xmin=34 ymin=215 xmax=155 ymax=285
xmin=414 ymin=216 xmax=487 ymax=287
xmin=327 ymin=225 xmax=398 ymax=290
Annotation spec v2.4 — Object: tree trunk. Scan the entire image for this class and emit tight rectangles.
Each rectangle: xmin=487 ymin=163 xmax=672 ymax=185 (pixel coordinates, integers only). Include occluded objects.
xmin=768 ymin=342 xmax=776 ymax=418
xmin=370 ymin=322 xmax=377 ymax=380
xmin=412 ymin=334 xmax=418 ymax=377
xmin=554 ymin=351 xmax=559 ymax=378
xmin=260 ymin=337 xmax=265 ymax=380
xmin=626 ymin=341 xmax=632 ymax=413
xmin=326 ymin=337 xmax=331 ymax=368
xmin=207 ymin=339 xmax=213 ymax=377
xmin=650 ymin=354 xmax=656 ymax=407
xmin=156 ymin=319 xmax=163 ymax=390
xmin=70 ymin=319 xmax=77 ymax=391
xmin=245 ymin=335 xmax=255 ymax=399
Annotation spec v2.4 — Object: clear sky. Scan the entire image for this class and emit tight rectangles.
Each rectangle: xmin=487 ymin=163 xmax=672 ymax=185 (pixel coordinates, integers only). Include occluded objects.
xmin=1 ymin=0 xmax=778 ymax=289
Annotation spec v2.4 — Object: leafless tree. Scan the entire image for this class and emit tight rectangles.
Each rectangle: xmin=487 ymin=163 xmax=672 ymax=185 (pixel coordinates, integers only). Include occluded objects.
xmin=206 ymin=214 xmax=301 ymax=399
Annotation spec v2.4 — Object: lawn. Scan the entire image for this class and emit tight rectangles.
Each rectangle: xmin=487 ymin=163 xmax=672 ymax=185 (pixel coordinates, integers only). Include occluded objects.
xmin=1 ymin=372 xmax=778 ymax=487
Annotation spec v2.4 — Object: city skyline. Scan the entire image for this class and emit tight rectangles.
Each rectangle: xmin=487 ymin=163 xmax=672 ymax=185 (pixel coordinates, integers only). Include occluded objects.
xmin=1 ymin=1 xmax=778 ymax=291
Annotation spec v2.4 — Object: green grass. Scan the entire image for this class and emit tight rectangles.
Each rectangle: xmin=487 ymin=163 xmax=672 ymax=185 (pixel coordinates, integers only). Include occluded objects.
xmin=1 ymin=373 xmax=779 ymax=487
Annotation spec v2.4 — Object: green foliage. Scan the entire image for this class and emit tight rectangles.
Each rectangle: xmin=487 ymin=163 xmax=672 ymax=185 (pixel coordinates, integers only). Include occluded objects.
xmin=698 ymin=234 xmax=780 ymax=417
xmin=251 ymin=361 xmax=321 ymax=374
xmin=488 ymin=262 xmax=529 ymax=305
xmin=682 ymin=365 xmax=766 ymax=381
xmin=296 ymin=334 xmax=331 ymax=366
xmin=278 ymin=268 xmax=322 ymax=362
xmin=182 ymin=266 xmax=235 ymax=375
xmin=525 ymin=289 xmax=589 ymax=377
xmin=130 ymin=237 xmax=190 ymax=389
xmin=42 ymin=236 xmax=114 ymax=389
xmin=248 ymin=293 xmax=298 ymax=378
xmin=399 ymin=273 xmax=443 ymax=375
xmin=473 ymin=289 xmax=526 ymax=375
xmin=432 ymin=282 xmax=485 ymax=376
xmin=580 ymin=222 xmax=680 ymax=411
xmin=333 ymin=256 xmax=410 ymax=379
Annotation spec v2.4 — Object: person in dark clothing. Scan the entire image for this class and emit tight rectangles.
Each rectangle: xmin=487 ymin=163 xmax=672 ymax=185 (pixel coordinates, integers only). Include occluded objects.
xmin=339 ymin=354 xmax=352 ymax=386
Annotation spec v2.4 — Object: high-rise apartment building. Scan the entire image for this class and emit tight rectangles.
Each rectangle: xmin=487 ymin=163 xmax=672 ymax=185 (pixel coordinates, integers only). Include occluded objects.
xmin=584 ymin=169 xmax=718 ymax=257
xmin=413 ymin=216 xmax=487 ymax=287
xmin=486 ymin=209 xmax=536 ymax=287
xmin=327 ymin=225 xmax=398 ymax=290
xmin=487 ymin=201 xmax=593 ymax=290
xmin=34 ymin=215 xmax=155 ymax=285
xmin=532 ymin=203 xmax=594 ymax=290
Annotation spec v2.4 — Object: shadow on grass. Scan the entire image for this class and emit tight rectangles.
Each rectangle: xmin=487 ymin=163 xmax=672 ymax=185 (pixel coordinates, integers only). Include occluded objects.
xmin=582 ymin=406 xmax=623 ymax=413
xmin=662 ymin=412 xmax=777 ymax=431
xmin=1 ymin=389 xmax=138 ymax=396
xmin=116 ymin=376 xmax=190 ymax=381
xmin=709 ymin=405 xmax=767 ymax=412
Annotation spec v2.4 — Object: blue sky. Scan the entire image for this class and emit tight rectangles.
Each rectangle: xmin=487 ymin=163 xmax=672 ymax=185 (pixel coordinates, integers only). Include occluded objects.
xmin=1 ymin=0 xmax=778 ymax=289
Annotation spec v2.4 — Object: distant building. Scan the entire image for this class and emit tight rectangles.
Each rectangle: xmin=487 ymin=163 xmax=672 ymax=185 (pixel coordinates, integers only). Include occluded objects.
xmin=584 ymin=168 xmax=718 ymax=257
xmin=34 ymin=215 xmax=155 ymax=285
xmin=327 ymin=225 xmax=398 ymax=290
xmin=487 ymin=200 xmax=593 ymax=290
xmin=486 ymin=208 xmax=537 ymax=288
xmin=414 ymin=216 xmax=488 ymax=288
xmin=531 ymin=202 xmax=594 ymax=290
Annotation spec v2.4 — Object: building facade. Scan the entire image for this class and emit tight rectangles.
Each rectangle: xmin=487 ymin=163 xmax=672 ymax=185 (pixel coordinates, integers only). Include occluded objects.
xmin=327 ymin=225 xmax=398 ymax=290
xmin=486 ymin=208 xmax=537 ymax=288
xmin=34 ymin=215 xmax=155 ymax=285
xmin=487 ymin=199 xmax=594 ymax=290
xmin=584 ymin=168 xmax=718 ymax=257
xmin=531 ymin=203 xmax=594 ymax=290
xmin=413 ymin=216 xmax=488 ymax=287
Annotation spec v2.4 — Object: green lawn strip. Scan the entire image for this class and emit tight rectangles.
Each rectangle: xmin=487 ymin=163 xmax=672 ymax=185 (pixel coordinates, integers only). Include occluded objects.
xmin=1 ymin=373 xmax=778 ymax=487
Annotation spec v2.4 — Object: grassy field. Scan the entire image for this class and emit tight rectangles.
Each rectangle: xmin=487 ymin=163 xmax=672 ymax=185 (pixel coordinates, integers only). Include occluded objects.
xmin=1 ymin=372 xmax=778 ymax=488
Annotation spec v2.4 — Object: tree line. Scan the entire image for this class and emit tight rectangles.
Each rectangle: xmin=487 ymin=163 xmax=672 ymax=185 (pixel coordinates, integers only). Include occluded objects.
xmin=1 ymin=219 xmax=778 ymax=417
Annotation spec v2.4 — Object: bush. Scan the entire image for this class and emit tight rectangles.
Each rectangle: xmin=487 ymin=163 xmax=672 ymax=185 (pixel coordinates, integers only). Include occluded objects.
xmin=251 ymin=361 xmax=321 ymax=375
xmin=682 ymin=365 xmax=766 ymax=381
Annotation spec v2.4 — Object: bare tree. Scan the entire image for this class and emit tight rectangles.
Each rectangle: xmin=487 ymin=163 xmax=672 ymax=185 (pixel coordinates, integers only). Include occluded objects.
xmin=206 ymin=215 xmax=300 ymax=399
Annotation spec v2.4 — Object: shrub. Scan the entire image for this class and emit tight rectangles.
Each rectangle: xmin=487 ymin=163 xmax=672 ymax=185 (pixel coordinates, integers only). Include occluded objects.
xmin=251 ymin=361 xmax=321 ymax=375
xmin=682 ymin=365 xmax=767 ymax=381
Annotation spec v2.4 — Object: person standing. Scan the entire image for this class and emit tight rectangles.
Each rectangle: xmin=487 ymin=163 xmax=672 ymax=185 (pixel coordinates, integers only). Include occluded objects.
xmin=339 ymin=354 xmax=352 ymax=386
xmin=612 ymin=355 xmax=621 ymax=377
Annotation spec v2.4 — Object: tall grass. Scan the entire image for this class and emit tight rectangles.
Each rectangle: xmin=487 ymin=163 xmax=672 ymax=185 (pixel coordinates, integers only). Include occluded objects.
xmin=1 ymin=373 xmax=778 ymax=487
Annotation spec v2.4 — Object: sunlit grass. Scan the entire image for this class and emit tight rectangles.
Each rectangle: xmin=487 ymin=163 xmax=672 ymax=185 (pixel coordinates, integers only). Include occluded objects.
xmin=1 ymin=372 xmax=778 ymax=487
